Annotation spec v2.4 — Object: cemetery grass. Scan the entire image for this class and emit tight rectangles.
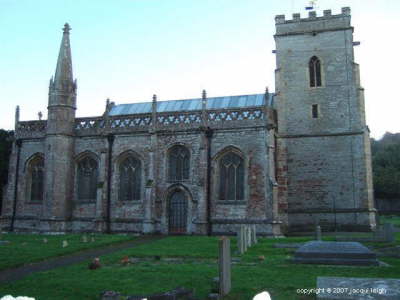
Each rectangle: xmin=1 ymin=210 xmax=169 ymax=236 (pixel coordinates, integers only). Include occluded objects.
xmin=379 ymin=215 xmax=400 ymax=227
xmin=0 ymin=233 xmax=134 ymax=270
xmin=1 ymin=235 xmax=400 ymax=300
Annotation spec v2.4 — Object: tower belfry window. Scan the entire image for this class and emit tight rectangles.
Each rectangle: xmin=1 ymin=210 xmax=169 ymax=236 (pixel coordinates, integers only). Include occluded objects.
xmin=309 ymin=56 xmax=322 ymax=87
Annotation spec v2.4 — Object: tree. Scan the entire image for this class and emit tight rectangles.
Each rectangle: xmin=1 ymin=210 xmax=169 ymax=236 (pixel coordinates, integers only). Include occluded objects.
xmin=372 ymin=132 xmax=400 ymax=200
xmin=0 ymin=130 xmax=14 ymax=214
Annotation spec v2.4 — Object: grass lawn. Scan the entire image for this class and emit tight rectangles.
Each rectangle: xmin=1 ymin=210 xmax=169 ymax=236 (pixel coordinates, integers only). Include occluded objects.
xmin=379 ymin=215 xmax=400 ymax=227
xmin=0 ymin=233 xmax=134 ymax=270
xmin=1 ymin=234 xmax=399 ymax=300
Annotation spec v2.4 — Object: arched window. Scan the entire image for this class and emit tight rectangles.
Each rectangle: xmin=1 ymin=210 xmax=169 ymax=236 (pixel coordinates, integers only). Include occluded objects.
xmin=27 ymin=156 xmax=44 ymax=202
xmin=119 ymin=156 xmax=141 ymax=201
xmin=77 ymin=156 xmax=98 ymax=202
xmin=309 ymin=56 xmax=322 ymax=87
xmin=219 ymin=152 xmax=244 ymax=201
xmin=168 ymin=145 xmax=190 ymax=181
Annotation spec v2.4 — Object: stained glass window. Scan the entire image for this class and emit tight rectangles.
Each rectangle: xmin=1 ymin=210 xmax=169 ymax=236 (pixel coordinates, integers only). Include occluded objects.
xmin=119 ymin=156 xmax=141 ymax=201
xmin=169 ymin=146 xmax=190 ymax=181
xmin=77 ymin=156 xmax=98 ymax=201
xmin=29 ymin=156 xmax=44 ymax=202
xmin=219 ymin=152 xmax=244 ymax=201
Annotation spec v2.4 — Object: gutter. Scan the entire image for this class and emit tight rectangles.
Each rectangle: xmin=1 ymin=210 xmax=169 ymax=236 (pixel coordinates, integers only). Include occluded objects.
xmin=10 ymin=139 xmax=22 ymax=232
xmin=106 ymin=134 xmax=114 ymax=233
xmin=205 ymin=127 xmax=213 ymax=236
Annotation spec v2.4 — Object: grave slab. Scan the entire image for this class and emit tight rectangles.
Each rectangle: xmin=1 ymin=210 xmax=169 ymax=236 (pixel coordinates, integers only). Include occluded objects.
xmin=317 ymin=276 xmax=400 ymax=300
xmin=292 ymin=241 xmax=379 ymax=266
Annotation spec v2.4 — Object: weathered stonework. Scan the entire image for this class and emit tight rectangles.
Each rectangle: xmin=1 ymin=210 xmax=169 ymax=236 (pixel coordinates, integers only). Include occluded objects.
xmin=0 ymin=8 xmax=376 ymax=235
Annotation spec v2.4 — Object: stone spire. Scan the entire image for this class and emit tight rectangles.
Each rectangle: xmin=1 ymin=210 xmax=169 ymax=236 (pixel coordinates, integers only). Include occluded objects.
xmin=54 ymin=23 xmax=74 ymax=90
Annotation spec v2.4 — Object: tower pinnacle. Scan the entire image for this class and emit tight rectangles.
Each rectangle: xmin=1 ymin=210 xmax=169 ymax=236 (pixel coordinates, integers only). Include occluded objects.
xmin=54 ymin=22 xmax=74 ymax=90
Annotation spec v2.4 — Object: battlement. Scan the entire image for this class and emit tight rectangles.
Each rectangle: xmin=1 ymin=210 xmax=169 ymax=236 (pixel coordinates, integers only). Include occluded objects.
xmin=275 ymin=7 xmax=351 ymax=36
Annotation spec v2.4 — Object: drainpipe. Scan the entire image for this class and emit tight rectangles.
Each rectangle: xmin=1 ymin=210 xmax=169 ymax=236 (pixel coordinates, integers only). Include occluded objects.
xmin=205 ymin=127 xmax=213 ymax=236
xmin=106 ymin=134 xmax=114 ymax=233
xmin=10 ymin=139 xmax=22 ymax=232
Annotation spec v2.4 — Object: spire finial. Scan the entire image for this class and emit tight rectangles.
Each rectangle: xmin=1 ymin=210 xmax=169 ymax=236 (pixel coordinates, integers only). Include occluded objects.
xmin=153 ymin=94 xmax=157 ymax=102
xmin=265 ymin=86 xmax=269 ymax=95
xmin=15 ymin=105 xmax=20 ymax=121
xmin=63 ymin=23 xmax=71 ymax=34
xmin=202 ymin=89 xmax=207 ymax=99
xmin=38 ymin=111 xmax=43 ymax=120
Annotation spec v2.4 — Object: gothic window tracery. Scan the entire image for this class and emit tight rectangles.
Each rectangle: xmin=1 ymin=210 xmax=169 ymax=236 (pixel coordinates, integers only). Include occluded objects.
xmin=77 ymin=156 xmax=98 ymax=202
xmin=27 ymin=156 xmax=44 ymax=202
xmin=168 ymin=145 xmax=190 ymax=181
xmin=219 ymin=152 xmax=244 ymax=201
xmin=119 ymin=156 xmax=141 ymax=201
xmin=309 ymin=56 xmax=322 ymax=87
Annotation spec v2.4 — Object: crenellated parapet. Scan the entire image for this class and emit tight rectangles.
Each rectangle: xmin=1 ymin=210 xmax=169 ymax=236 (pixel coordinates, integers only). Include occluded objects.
xmin=275 ymin=7 xmax=351 ymax=36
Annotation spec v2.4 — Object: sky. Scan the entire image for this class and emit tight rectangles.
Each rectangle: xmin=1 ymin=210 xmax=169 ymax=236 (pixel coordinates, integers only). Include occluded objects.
xmin=1 ymin=0 xmax=399 ymax=139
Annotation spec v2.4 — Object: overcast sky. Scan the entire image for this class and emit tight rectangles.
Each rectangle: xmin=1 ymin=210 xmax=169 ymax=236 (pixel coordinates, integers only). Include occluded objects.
xmin=1 ymin=0 xmax=399 ymax=139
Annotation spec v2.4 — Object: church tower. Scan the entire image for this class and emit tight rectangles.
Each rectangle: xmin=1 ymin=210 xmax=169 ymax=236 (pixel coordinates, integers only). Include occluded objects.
xmin=43 ymin=23 xmax=77 ymax=230
xmin=274 ymin=8 xmax=375 ymax=232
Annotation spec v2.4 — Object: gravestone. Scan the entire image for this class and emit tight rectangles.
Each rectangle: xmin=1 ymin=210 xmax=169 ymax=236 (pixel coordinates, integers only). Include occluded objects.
xmin=82 ymin=235 xmax=88 ymax=243
xmin=91 ymin=236 xmax=95 ymax=242
xmin=247 ymin=226 xmax=252 ymax=247
xmin=62 ymin=240 xmax=68 ymax=248
xmin=43 ymin=238 xmax=48 ymax=244
xmin=237 ymin=229 xmax=244 ymax=254
xmin=317 ymin=276 xmax=400 ymax=299
xmin=251 ymin=224 xmax=257 ymax=244
xmin=315 ymin=225 xmax=322 ymax=241
xmin=293 ymin=241 xmax=379 ymax=266
xmin=384 ymin=223 xmax=395 ymax=243
xmin=241 ymin=226 xmax=247 ymax=253
xmin=219 ymin=237 xmax=231 ymax=296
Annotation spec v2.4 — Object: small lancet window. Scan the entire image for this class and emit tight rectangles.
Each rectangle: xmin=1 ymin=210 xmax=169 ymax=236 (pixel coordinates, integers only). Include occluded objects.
xmin=219 ymin=152 xmax=244 ymax=201
xmin=309 ymin=56 xmax=322 ymax=87
xmin=312 ymin=104 xmax=319 ymax=118
xmin=28 ymin=156 xmax=44 ymax=202
xmin=119 ymin=156 xmax=141 ymax=201
xmin=169 ymin=145 xmax=190 ymax=181
xmin=77 ymin=156 xmax=98 ymax=202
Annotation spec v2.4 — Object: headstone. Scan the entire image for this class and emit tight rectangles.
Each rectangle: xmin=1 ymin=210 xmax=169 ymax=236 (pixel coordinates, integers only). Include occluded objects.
xmin=43 ymin=238 xmax=48 ymax=244
xmin=62 ymin=240 xmax=68 ymax=248
xmin=384 ymin=223 xmax=395 ymax=243
xmin=237 ymin=230 xmax=244 ymax=254
xmin=315 ymin=225 xmax=322 ymax=241
xmin=247 ymin=226 xmax=252 ymax=247
xmin=293 ymin=241 xmax=379 ymax=266
xmin=81 ymin=235 xmax=88 ymax=243
xmin=241 ymin=225 xmax=247 ymax=253
xmin=91 ymin=236 xmax=95 ymax=242
xmin=317 ymin=276 xmax=400 ymax=299
xmin=252 ymin=224 xmax=257 ymax=244
xmin=219 ymin=236 xmax=231 ymax=296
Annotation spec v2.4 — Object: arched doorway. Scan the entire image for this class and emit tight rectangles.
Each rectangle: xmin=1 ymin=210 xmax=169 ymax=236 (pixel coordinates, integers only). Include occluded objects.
xmin=168 ymin=190 xmax=187 ymax=234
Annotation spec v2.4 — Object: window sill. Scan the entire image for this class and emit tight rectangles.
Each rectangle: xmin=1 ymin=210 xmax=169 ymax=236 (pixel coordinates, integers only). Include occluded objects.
xmin=26 ymin=201 xmax=43 ymax=205
xmin=216 ymin=200 xmax=247 ymax=205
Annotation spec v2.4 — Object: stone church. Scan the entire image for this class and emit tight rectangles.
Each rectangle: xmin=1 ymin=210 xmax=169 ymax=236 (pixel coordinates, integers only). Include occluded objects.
xmin=1 ymin=7 xmax=376 ymax=235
